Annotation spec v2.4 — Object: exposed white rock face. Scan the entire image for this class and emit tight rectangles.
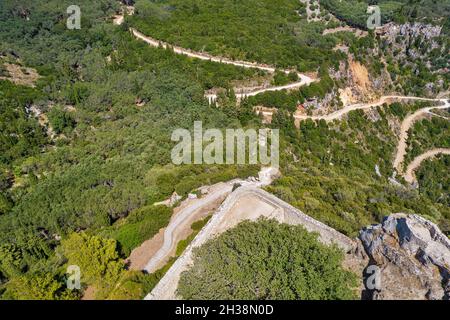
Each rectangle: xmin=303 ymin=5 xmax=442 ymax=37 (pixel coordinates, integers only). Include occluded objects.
xmin=359 ymin=214 xmax=450 ymax=300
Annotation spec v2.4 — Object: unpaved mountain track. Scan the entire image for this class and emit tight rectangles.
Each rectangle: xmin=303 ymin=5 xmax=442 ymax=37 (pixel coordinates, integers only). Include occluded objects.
xmin=129 ymin=23 xmax=449 ymax=269
xmin=294 ymin=96 xmax=449 ymax=180
xmin=235 ymin=76 xmax=314 ymax=100
xmin=130 ymin=28 xmax=315 ymax=101
xmin=114 ymin=10 xmax=313 ymax=105
xmin=131 ymin=29 xmax=302 ymax=74
xmin=404 ymin=148 xmax=450 ymax=185
xmin=143 ymin=182 xmax=235 ymax=273
xmin=393 ymin=100 xmax=450 ymax=174
xmin=146 ymin=186 xmax=355 ymax=300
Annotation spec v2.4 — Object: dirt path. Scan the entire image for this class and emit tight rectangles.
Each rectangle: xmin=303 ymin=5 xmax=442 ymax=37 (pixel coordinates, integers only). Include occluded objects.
xmin=113 ymin=15 xmax=124 ymax=26
xmin=142 ymin=183 xmax=234 ymax=273
xmin=112 ymin=10 xmax=314 ymax=102
xmin=120 ymin=17 xmax=449 ymax=279
xmin=404 ymin=148 xmax=450 ymax=185
xmin=0 ymin=63 xmax=40 ymax=87
xmin=130 ymin=28 xmax=315 ymax=102
xmin=393 ymin=100 xmax=449 ymax=174
xmin=294 ymin=96 xmax=447 ymax=123
xmin=127 ymin=229 xmax=165 ymax=271
xmin=322 ymin=26 xmax=368 ymax=37
xmin=141 ymin=168 xmax=279 ymax=273
xmin=131 ymin=29 xmax=296 ymax=74
xmin=235 ymin=76 xmax=314 ymax=99
xmin=81 ymin=286 xmax=96 ymax=300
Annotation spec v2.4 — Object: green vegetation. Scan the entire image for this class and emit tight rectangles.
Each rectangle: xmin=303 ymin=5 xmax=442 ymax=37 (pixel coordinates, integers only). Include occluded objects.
xmin=405 ymin=115 xmax=450 ymax=167
xmin=0 ymin=81 xmax=47 ymax=165
xmin=129 ymin=0 xmax=347 ymax=71
xmin=319 ymin=0 xmax=449 ymax=96
xmin=61 ymin=233 xmax=124 ymax=298
xmin=321 ymin=0 xmax=403 ymax=29
xmin=321 ymin=0 xmax=450 ymax=29
xmin=178 ymin=219 xmax=358 ymax=300
xmin=244 ymin=70 xmax=336 ymax=112
xmin=0 ymin=0 xmax=448 ymax=300
xmin=106 ymin=215 xmax=214 ymax=300
xmin=272 ymin=70 xmax=299 ymax=86
xmin=107 ymin=270 xmax=161 ymax=300
xmin=0 ymin=0 xmax=262 ymax=299
xmin=99 ymin=205 xmax=172 ymax=256
xmin=47 ymin=106 xmax=76 ymax=134
xmin=1 ymin=273 xmax=79 ymax=300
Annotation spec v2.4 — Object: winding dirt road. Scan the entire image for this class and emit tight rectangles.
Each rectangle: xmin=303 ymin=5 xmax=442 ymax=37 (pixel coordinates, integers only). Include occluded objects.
xmin=130 ymin=28 xmax=315 ymax=102
xmin=115 ymin=12 xmax=314 ymax=101
xmin=146 ymin=185 xmax=355 ymax=300
xmin=119 ymin=16 xmax=449 ymax=274
xmin=131 ymin=29 xmax=299 ymax=74
xmin=136 ymin=92 xmax=446 ymax=272
xmin=235 ymin=75 xmax=314 ymax=100
xmin=404 ymin=148 xmax=450 ymax=185
xmin=143 ymin=182 xmax=235 ymax=273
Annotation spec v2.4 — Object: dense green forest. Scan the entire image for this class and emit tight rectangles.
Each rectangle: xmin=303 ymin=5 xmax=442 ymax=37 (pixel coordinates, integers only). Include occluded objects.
xmin=405 ymin=115 xmax=450 ymax=167
xmin=178 ymin=219 xmax=358 ymax=300
xmin=127 ymin=0 xmax=448 ymax=98
xmin=0 ymin=0 xmax=448 ymax=300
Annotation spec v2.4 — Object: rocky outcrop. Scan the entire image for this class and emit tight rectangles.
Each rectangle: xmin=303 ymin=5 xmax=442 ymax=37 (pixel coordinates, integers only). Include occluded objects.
xmin=359 ymin=214 xmax=450 ymax=300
